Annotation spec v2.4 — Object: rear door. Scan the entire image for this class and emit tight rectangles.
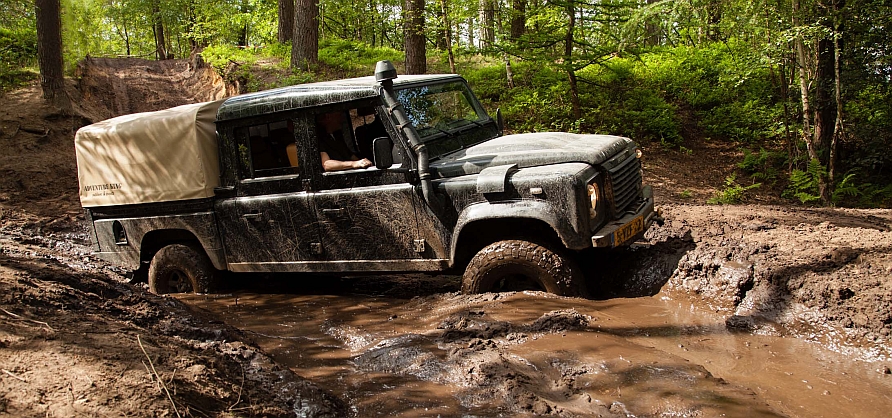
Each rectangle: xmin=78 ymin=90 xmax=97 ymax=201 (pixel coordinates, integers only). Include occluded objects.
xmin=215 ymin=117 xmax=322 ymax=271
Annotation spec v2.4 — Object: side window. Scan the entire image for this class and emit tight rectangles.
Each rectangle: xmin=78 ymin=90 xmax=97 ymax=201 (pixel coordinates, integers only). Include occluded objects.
xmin=233 ymin=120 xmax=299 ymax=179
xmin=314 ymin=102 xmax=402 ymax=173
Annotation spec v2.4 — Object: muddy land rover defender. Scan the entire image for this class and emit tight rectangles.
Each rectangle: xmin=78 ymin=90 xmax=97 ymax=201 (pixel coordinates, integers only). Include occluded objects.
xmin=75 ymin=61 xmax=658 ymax=297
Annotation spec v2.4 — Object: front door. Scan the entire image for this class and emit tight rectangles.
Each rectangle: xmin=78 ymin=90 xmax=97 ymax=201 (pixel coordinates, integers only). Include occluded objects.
xmin=306 ymin=103 xmax=432 ymax=270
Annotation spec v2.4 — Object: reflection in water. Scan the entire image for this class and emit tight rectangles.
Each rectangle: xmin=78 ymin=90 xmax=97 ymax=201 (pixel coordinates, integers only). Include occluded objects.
xmin=179 ymin=275 xmax=892 ymax=417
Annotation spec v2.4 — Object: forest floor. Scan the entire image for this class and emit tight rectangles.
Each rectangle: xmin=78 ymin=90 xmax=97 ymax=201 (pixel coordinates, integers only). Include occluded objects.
xmin=0 ymin=57 xmax=890 ymax=417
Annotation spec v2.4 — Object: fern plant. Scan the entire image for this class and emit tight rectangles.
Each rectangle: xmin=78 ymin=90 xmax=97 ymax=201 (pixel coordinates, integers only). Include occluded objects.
xmin=738 ymin=147 xmax=784 ymax=183
xmin=784 ymin=158 xmax=825 ymax=203
xmin=832 ymin=173 xmax=861 ymax=203
xmin=708 ymin=173 xmax=761 ymax=205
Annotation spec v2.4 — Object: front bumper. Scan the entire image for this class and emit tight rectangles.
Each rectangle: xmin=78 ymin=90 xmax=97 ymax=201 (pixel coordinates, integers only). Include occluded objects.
xmin=591 ymin=185 xmax=658 ymax=248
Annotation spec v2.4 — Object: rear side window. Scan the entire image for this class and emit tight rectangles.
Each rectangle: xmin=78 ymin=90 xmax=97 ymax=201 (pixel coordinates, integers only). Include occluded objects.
xmin=233 ymin=120 xmax=300 ymax=178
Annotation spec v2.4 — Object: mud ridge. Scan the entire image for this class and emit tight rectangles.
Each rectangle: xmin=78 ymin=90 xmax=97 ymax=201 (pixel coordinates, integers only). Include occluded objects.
xmin=651 ymin=204 xmax=892 ymax=359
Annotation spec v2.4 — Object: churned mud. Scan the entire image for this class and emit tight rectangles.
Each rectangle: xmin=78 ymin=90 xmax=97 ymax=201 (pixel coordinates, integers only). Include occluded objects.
xmin=0 ymin=225 xmax=346 ymax=417
xmin=1 ymin=57 xmax=891 ymax=416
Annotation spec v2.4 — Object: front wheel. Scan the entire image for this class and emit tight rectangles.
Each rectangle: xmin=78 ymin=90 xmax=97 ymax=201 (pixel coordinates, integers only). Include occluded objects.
xmin=148 ymin=244 xmax=217 ymax=294
xmin=462 ymin=240 xmax=587 ymax=297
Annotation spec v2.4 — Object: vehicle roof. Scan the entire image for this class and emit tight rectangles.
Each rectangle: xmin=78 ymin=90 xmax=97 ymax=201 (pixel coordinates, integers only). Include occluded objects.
xmin=216 ymin=74 xmax=462 ymax=122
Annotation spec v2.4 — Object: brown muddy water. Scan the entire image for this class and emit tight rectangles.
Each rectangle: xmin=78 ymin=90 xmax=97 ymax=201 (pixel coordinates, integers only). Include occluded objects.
xmin=178 ymin=275 xmax=892 ymax=417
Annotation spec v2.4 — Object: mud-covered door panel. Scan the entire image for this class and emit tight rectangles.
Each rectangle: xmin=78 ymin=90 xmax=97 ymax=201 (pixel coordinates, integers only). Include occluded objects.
xmin=216 ymin=118 xmax=321 ymax=265
xmin=314 ymin=181 xmax=420 ymax=260
xmin=216 ymin=190 xmax=318 ymax=263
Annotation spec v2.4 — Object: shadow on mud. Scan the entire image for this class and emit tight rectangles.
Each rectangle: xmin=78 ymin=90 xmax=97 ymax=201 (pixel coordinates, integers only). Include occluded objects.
xmin=581 ymin=235 xmax=695 ymax=300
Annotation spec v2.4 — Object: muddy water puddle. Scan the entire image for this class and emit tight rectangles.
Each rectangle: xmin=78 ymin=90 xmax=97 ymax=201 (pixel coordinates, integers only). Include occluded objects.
xmin=179 ymin=276 xmax=892 ymax=417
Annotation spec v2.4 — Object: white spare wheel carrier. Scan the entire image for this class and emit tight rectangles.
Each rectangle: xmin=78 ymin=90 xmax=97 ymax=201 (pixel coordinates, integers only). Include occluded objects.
xmin=75 ymin=100 xmax=224 ymax=207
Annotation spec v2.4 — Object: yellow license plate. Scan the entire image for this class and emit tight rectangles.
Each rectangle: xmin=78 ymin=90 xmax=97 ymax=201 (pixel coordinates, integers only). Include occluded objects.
xmin=614 ymin=216 xmax=644 ymax=246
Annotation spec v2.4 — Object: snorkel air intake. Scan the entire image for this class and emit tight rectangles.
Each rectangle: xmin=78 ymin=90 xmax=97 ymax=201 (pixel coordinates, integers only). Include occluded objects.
xmin=375 ymin=60 xmax=444 ymax=217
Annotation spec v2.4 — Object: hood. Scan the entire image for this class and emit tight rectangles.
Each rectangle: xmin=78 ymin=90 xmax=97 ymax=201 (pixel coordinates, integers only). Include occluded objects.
xmin=430 ymin=132 xmax=633 ymax=178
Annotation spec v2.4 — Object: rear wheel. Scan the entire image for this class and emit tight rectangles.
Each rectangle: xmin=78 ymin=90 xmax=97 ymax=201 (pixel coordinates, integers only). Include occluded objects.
xmin=148 ymin=244 xmax=217 ymax=294
xmin=462 ymin=240 xmax=587 ymax=297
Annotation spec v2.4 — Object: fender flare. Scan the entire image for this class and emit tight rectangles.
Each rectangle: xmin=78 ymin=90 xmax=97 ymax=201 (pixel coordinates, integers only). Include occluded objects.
xmin=449 ymin=200 xmax=586 ymax=265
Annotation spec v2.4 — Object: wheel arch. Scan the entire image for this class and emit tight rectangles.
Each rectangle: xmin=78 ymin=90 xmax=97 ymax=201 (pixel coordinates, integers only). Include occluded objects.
xmin=450 ymin=201 xmax=569 ymax=270
xmin=140 ymin=229 xmax=225 ymax=271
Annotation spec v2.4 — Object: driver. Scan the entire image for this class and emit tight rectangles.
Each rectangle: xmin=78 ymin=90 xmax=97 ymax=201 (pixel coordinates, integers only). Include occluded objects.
xmin=316 ymin=111 xmax=372 ymax=172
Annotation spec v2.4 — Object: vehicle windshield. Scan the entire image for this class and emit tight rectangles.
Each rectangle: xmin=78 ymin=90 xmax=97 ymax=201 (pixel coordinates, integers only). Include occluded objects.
xmin=395 ymin=80 xmax=498 ymax=158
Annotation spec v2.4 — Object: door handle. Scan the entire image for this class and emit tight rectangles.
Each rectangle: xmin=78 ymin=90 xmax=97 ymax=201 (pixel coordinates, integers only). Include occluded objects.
xmin=242 ymin=212 xmax=262 ymax=220
xmin=322 ymin=208 xmax=346 ymax=216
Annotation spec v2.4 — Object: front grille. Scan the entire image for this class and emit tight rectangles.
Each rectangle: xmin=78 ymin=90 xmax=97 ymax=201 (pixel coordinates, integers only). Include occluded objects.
xmin=608 ymin=154 xmax=642 ymax=216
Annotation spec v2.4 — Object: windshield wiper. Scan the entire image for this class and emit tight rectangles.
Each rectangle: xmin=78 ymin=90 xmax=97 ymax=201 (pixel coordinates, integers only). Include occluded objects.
xmin=420 ymin=125 xmax=452 ymax=139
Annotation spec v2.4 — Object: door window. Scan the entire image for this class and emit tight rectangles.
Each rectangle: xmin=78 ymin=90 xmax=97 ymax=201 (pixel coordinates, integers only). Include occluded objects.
xmin=312 ymin=102 xmax=403 ymax=174
xmin=234 ymin=120 xmax=299 ymax=179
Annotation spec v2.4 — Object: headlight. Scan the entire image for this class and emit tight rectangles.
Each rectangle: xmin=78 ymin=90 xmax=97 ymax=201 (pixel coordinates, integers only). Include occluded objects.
xmin=587 ymin=183 xmax=599 ymax=219
xmin=635 ymin=148 xmax=643 ymax=159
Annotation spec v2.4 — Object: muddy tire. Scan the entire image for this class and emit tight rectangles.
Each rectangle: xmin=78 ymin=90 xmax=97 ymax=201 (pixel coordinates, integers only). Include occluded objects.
xmin=148 ymin=244 xmax=217 ymax=294
xmin=462 ymin=240 xmax=587 ymax=297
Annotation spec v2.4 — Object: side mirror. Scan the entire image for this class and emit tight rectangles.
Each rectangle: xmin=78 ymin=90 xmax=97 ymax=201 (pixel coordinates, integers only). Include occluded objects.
xmin=496 ymin=108 xmax=505 ymax=136
xmin=372 ymin=136 xmax=394 ymax=169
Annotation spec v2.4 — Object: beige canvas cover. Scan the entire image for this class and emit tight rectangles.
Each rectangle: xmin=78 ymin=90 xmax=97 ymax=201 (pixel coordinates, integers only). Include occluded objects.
xmin=75 ymin=100 xmax=224 ymax=207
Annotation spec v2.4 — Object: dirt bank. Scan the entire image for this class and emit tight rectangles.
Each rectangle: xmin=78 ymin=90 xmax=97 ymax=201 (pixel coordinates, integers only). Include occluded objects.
xmin=655 ymin=204 xmax=891 ymax=357
xmin=0 ymin=224 xmax=346 ymax=416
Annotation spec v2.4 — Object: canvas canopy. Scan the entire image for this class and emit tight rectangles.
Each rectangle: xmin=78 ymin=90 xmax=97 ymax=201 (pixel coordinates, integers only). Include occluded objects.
xmin=75 ymin=100 xmax=224 ymax=207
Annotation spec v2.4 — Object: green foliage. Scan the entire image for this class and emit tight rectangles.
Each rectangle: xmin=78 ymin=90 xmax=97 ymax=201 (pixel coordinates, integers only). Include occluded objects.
xmin=784 ymin=159 xmax=825 ymax=204
xmin=708 ymin=173 xmax=761 ymax=205
xmin=679 ymin=189 xmax=693 ymax=199
xmin=464 ymin=62 xmax=577 ymax=133
xmin=855 ymin=183 xmax=892 ymax=208
xmin=0 ymin=27 xmax=38 ymax=91
xmin=640 ymin=42 xmax=777 ymax=143
xmin=263 ymin=71 xmax=315 ymax=90
xmin=200 ymin=44 xmax=259 ymax=71
xmin=318 ymin=39 xmax=403 ymax=74
xmin=825 ymin=172 xmax=892 ymax=208
xmin=467 ymin=42 xmax=777 ymax=145
xmin=738 ymin=147 xmax=786 ymax=182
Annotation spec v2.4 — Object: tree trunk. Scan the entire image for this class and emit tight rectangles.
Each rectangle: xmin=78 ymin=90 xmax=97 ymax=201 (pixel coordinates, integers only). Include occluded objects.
xmin=435 ymin=5 xmax=447 ymax=50
xmin=829 ymin=0 xmax=845 ymax=194
xmin=510 ymin=0 xmax=525 ymax=40
xmin=292 ymin=0 xmax=319 ymax=70
xmin=812 ymin=35 xmax=835 ymax=204
xmin=404 ymin=0 xmax=426 ymax=74
xmin=278 ymin=0 xmax=294 ymax=43
xmin=792 ymin=0 xmax=814 ymax=160
xmin=440 ymin=0 xmax=456 ymax=72
xmin=645 ymin=0 xmax=661 ymax=46
xmin=706 ymin=0 xmax=723 ymax=42
xmin=564 ymin=2 xmax=581 ymax=119
xmin=467 ymin=17 xmax=475 ymax=48
xmin=479 ymin=0 xmax=495 ymax=48
xmin=152 ymin=2 xmax=168 ymax=59
xmin=505 ymin=55 xmax=515 ymax=89
xmin=35 ymin=0 xmax=69 ymax=110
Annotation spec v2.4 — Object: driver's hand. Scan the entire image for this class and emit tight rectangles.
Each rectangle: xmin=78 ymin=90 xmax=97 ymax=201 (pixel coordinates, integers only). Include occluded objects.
xmin=354 ymin=158 xmax=373 ymax=169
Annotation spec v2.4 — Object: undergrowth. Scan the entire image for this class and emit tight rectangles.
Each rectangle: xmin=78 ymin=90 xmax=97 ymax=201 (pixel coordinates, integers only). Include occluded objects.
xmin=708 ymin=173 xmax=761 ymax=205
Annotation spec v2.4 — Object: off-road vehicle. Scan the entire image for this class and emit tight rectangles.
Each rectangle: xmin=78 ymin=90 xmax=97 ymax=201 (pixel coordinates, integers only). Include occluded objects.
xmin=75 ymin=61 xmax=658 ymax=296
